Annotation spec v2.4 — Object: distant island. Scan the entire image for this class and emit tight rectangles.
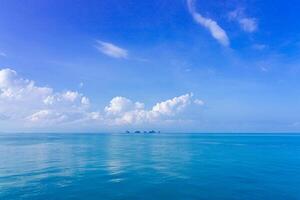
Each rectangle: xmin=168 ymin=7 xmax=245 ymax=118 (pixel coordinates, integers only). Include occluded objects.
xmin=125 ymin=130 xmax=160 ymax=134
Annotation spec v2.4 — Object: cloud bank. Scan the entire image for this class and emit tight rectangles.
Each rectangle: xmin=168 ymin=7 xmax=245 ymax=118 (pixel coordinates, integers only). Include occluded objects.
xmin=0 ymin=68 xmax=203 ymax=130
xmin=187 ymin=0 xmax=229 ymax=46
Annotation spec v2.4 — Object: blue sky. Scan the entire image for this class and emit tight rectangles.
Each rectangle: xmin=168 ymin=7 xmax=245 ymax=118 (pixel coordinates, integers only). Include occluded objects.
xmin=0 ymin=0 xmax=300 ymax=132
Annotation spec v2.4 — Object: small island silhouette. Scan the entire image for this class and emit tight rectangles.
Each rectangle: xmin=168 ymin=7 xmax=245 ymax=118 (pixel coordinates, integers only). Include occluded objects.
xmin=125 ymin=130 xmax=160 ymax=134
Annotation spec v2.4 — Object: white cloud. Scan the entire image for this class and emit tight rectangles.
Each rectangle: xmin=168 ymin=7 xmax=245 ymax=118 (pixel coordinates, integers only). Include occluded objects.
xmin=104 ymin=93 xmax=203 ymax=125
xmin=96 ymin=40 xmax=128 ymax=59
xmin=0 ymin=68 xmax=204 ymax=129
xmin=27 ymin=110 xmax=67 ymax=123
xmin=229 ymin=9 xmax=257 ymax=33
xmin=105 ymin=96 xmax=142 ymax=115
xmin=81 ymin=96 xmax=90 ymax=105
xmin=0 ymin=52 xmax=6 ymax=57
xmin=187 ymin=0 xmax=229 ymax=46
xmin=260 ymin=66 xmax=268 ymax=72
xmin=0 ymin=68 xmax=95 ymax=126
xmin=194 ymin=99 xmax=205 ymax=105
xmin=239 ymin=18 xmax=257 ymax=32
xmin=152 ymin=94 xmax=192 ymax=115
xmin=252 ymin=44 xmax=267 ymax=50
xmin=86 ymin=112 xmax=102 ymax=120
xmin=62 ymin=91 xmax=80 ymax=102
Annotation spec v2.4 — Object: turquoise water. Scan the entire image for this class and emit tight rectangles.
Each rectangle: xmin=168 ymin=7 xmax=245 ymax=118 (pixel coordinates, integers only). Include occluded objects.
xmin=0 ymin=133 xmax=300 ymax=200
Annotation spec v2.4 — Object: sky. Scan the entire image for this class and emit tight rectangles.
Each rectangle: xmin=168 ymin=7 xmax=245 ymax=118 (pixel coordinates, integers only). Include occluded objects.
xmin=0 ymin=0 xmax=300 ymax=133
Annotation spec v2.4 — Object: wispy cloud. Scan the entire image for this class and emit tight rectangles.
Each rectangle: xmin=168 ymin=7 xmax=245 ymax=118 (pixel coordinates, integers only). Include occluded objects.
xmin=0 ymin=52 xmax=7 ymax=57
xmin=252 ymin=43 xmax=268 ymax=50
xmin=187 ymin=0 xmax=229 ymax=46
xmin=79 ymin=82 xmax=84 ymax=89
xmin=229 ymin=8 xmax=257 ymax=33
xmin=96 ymin=40 xmax=128 ymax=59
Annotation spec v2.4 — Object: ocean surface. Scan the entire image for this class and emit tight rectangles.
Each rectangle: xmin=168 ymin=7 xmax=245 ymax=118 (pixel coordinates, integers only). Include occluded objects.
xmin=0 ymin=133 xmax=300 ymax=200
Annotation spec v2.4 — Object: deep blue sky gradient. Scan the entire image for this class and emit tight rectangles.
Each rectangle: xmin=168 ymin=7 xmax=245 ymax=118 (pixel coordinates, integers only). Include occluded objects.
xmin=0 ymin=0 xmax=300 ymax=131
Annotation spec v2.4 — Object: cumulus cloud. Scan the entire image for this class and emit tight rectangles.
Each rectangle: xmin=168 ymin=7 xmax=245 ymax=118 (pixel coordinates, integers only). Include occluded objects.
xmin=105 ymin=96 xmax=144 ymax=115
xmin=187 ymin=0 xmax=229 ymax=46
xmin=229 ymin=8 xmax=257 ymax=33
xmin=96 ymin=40 xmax=128 ymax=59
xmin=62 ymin=91 xmax=80 ymax=102
xmin=0 ymin=68 xmax=97 ymax=126
xmin=152 ymin=94 xmax=192 ymax=115
xmin=0 ymin=68 xmax=204 ymax=129
xmin=104 ymin=93 xmax=202 ymax=125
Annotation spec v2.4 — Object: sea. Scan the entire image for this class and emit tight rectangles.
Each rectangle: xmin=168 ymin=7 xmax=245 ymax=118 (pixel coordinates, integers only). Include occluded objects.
xmin=0 ymin=133 xmax=300 ymax=200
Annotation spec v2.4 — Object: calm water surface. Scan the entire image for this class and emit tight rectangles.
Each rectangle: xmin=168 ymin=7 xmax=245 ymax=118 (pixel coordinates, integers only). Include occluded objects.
xmin=0 ymin=133 xmax=300 ymax=200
